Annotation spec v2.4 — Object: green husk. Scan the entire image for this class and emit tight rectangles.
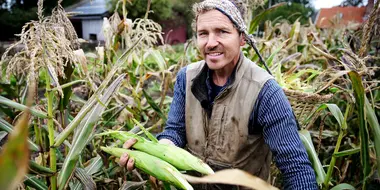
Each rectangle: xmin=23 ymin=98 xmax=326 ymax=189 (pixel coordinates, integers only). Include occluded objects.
xmin=100 ymin=147 xmax=193 ymax=190
xmin=99 ymin=130 xmax=214 ymax=175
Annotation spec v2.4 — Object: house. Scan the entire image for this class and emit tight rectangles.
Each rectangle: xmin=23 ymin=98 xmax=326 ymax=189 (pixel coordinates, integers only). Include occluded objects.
xmin=65 ymin=0 xmax=109 ymax=41
xmin=315 ymin=0 xmax=378 ymax=29
xmin=315 ymin=6 xmax=367 ymax=29
xmin=65 ymin=0 xmax=187 ymax=44
xmin=160 ymin=17 xmax=187 ymax=45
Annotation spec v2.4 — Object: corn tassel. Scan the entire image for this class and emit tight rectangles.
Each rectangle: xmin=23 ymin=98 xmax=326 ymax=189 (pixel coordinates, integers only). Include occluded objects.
xmin=100 ymin=146 xmax=193 ymax=190
xmin=99 ymin=131 xmax=214 ymax=175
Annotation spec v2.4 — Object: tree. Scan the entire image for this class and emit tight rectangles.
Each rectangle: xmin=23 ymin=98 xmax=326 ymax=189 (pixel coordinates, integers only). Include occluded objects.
xmin=253 ymin=1 xmax=314 ymax=26
xmin=109 ymin=0 xmax=174 ymax=22
xmin=264 ymin=2 xmax=314 ymax=24
xmin=341 ymin=0 xmax=364 ymax=7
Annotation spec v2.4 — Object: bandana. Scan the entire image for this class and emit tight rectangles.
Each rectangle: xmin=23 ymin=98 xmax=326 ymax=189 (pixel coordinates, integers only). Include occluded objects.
xmin=193 ymin=0 xmax=247 ymax=34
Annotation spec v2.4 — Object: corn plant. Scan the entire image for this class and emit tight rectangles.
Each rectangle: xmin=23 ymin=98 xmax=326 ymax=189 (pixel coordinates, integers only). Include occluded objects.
xmin=0 ymin=0 xmax=380 ymax=189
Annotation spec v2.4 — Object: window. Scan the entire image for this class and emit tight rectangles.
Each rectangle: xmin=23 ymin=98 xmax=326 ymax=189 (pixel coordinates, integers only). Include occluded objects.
xmin=89 ymin=34 xmax=97 ymax=41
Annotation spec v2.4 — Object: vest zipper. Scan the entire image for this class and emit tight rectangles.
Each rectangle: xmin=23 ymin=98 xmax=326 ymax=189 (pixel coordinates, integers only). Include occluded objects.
xmin=203 ymin=109 xmax=209 ymax=160
xmin=214 ymin=87 xmax=230 ymax=102
xmin=218 ymin=106 xmax=226 ymax=146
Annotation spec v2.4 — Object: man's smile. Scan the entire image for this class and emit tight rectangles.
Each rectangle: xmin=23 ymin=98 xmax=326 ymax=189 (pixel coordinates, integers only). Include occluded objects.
xmin=206 ymin=52 xmax=224 ymax=58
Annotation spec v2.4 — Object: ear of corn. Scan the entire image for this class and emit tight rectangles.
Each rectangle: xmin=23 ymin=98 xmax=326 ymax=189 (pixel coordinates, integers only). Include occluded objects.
xmin=99 ymin=131 xmax=214 ymax=175
xmin=100 ymin=146 xmax=193 ymax=190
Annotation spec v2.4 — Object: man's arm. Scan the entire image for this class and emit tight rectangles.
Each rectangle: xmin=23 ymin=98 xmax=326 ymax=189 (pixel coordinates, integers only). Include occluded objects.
xmin=156 ymin=67 xmax=188 ymax=148
xmin=254 ymin=79 xmax=318 ymax=190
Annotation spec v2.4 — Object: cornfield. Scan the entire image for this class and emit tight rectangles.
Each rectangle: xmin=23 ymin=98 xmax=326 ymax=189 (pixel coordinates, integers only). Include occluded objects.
xmin=0 ymin=0 xmax=380 ymax=189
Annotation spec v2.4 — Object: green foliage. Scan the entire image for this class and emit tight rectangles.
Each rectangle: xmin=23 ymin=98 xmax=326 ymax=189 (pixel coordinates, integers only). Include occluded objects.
xmin=0 ymin=105 xmax=30 ymax=190
xmin=109 ymin=0 xmax=173 ymax=21
xmin=264 ymin=2 xmax=314 ymax=25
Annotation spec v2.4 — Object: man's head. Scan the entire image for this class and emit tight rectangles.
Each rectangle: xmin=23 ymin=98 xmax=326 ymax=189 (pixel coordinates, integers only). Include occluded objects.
xmin=193 ymin=0 xmax=247 ymax=71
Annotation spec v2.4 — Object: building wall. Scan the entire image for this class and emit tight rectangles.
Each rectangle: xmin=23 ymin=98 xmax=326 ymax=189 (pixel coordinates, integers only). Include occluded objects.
xmin=160 ymin=17 xmax=187 ymax=45
xmin=82 ymin=19 xmax=105 ymax=41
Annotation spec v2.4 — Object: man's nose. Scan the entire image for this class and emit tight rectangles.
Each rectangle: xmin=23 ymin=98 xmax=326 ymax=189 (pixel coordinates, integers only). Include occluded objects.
xmin=206 ymin=34 xmax=218 ymax=50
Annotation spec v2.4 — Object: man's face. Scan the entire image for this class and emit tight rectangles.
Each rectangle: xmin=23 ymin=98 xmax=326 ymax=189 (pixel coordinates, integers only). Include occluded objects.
xmin=196 ymin=9 xmax=245 ymax=71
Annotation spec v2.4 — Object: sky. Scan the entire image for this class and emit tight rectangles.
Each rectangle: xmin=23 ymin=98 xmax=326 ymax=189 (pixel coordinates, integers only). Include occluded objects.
xmin=312 ymin=0 xmax=344 ymax=9
xmin=312 ymin=0 xmax=369 ymax=9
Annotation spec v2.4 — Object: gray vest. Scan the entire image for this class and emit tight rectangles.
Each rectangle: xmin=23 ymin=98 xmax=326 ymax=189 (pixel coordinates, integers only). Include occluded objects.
xmin=185 ymin=54 xmax=273 ymax=181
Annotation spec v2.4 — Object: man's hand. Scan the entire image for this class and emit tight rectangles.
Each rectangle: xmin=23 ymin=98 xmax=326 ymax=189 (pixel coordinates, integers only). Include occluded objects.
xmin=118 ymin=138 xmax=174 ymax=171
xmin=158 ymin=139 xmax=175 ymax=146
xmin=118 ymin=138 xmax=175 ymax=188
xmin=118 ymin=138 xmax=137 ymax=171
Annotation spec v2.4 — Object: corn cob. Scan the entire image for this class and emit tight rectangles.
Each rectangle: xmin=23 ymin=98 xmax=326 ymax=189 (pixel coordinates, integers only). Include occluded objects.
xmin=101 ymin=146 xmax=193 ymax=190
xmin=100 ymin=131 xmax=214 ymax=175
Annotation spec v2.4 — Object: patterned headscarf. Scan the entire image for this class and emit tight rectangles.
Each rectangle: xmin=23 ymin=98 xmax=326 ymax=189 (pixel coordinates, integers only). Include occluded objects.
xmin=193 ymin=0 xmax=272 ymax=75
xmin=193 ymin=0 xmax=247 ymax=34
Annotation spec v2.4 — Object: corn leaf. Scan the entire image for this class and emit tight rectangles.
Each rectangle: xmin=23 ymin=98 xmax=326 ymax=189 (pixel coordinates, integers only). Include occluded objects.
xmin=29 ymin=160 xmax=55 ymax=175
xmin=266 ymin=39 xmax=289 ymax=68
xmin=348 ymin=71 xmax=370 ymax=188
xmin=41 ymin=125 xmax=72 ymax=149
xmin=183 ymin=169 xmax=278 ymax=190
xmin=71 ymin=156 xmax=103 ymax=190
xmin=0 ymin=131 xmax=6 ymax=141
xmin=289 ymin=20 xmax=300 ymax=43
xmin=145 ymin=49 xmax=167 ymax=72
xmin=279 ymin=52 xmax=302 ymax=65
xmin=54 ymin=36 xmax=143 ymax=147
xmin=84 ymin=156 xmax=103 ymax=175
xmin=364 ymin=97 xmax=380 ymax=174
xmin=248 ymin=3 xmax=286 ymax=34
xmin=0 ymin=117 xmax=39 ymax=151
xmin=132 ymin=119 xmax=158 ymax=143
xmin=24 ymin=174 xmax=48 ymax=190
xmin=325 ymin=104 xmax=346 ymax=130
xmin=330 ymin=183 xmax=355 ymax=190
xmin=298 ymin=130 xmax=326 ymax=185
xmin=334 ymin=144 xmax=374 ymax=158
xmin=53 ymin=96 xmax=97 ymax=147
xmin=0 ymin=107 xmax=30 ymax=189
xmin=74 ymin=168 xmax=96 ymax=190
xmin=119 ymin=181 xmax=147 ymax=190
xmin=0 ymin=96 xmax=47 ymax=119
xmin=286 ymin=69 xmax=321 ymax=82
xmin=58 ymin=74 xmax=126 ymax=190
xmin=142 ymin=89 xmax=167 ymax=121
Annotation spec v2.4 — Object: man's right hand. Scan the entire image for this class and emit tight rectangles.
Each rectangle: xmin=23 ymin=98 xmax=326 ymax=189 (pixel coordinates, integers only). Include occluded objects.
xmin=118 ymin=138 xmax=175 ymax=188
xmin=118 ymin=138 xmax=137 ymax=171
xmin=118 ymin=138 xmax=174 ymax=171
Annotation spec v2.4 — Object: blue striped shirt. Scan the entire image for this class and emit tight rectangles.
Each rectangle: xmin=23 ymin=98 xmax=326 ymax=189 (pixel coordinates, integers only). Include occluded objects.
xmin=157 ymin=66 xmax=318 ymax=189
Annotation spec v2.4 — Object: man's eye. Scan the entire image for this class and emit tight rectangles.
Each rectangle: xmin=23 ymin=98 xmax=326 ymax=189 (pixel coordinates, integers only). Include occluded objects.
xmin=220 ymin=30 xmax=228 ymax=34
xmin=198 ymin=32 xmax=206 ymax=36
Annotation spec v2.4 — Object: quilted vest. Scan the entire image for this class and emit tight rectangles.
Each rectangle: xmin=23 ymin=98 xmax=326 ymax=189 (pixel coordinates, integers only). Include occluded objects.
xmin=185 ymin=53 xmax=273 ymax=180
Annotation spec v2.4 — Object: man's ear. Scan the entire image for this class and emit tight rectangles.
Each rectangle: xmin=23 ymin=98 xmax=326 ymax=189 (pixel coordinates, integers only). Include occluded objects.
xmin=239 ymin=34 xmax=245 ymax=46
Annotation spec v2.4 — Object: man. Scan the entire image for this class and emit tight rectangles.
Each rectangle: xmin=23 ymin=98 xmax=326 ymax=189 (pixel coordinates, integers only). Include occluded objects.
xmin=120 ymin=0 xmax=318 ymax=189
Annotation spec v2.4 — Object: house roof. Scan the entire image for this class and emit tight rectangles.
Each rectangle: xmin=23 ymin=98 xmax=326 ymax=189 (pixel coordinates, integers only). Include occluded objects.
xmin=315 ymin=6 xmax=367 ymax=29
xmin=65 ymin=0 xmax=108 ymax=17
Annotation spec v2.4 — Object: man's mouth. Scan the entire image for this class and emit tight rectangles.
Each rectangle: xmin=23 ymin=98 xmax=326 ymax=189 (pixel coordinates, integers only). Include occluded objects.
xmin=207 ymin=52 xmax=223 ymax=58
